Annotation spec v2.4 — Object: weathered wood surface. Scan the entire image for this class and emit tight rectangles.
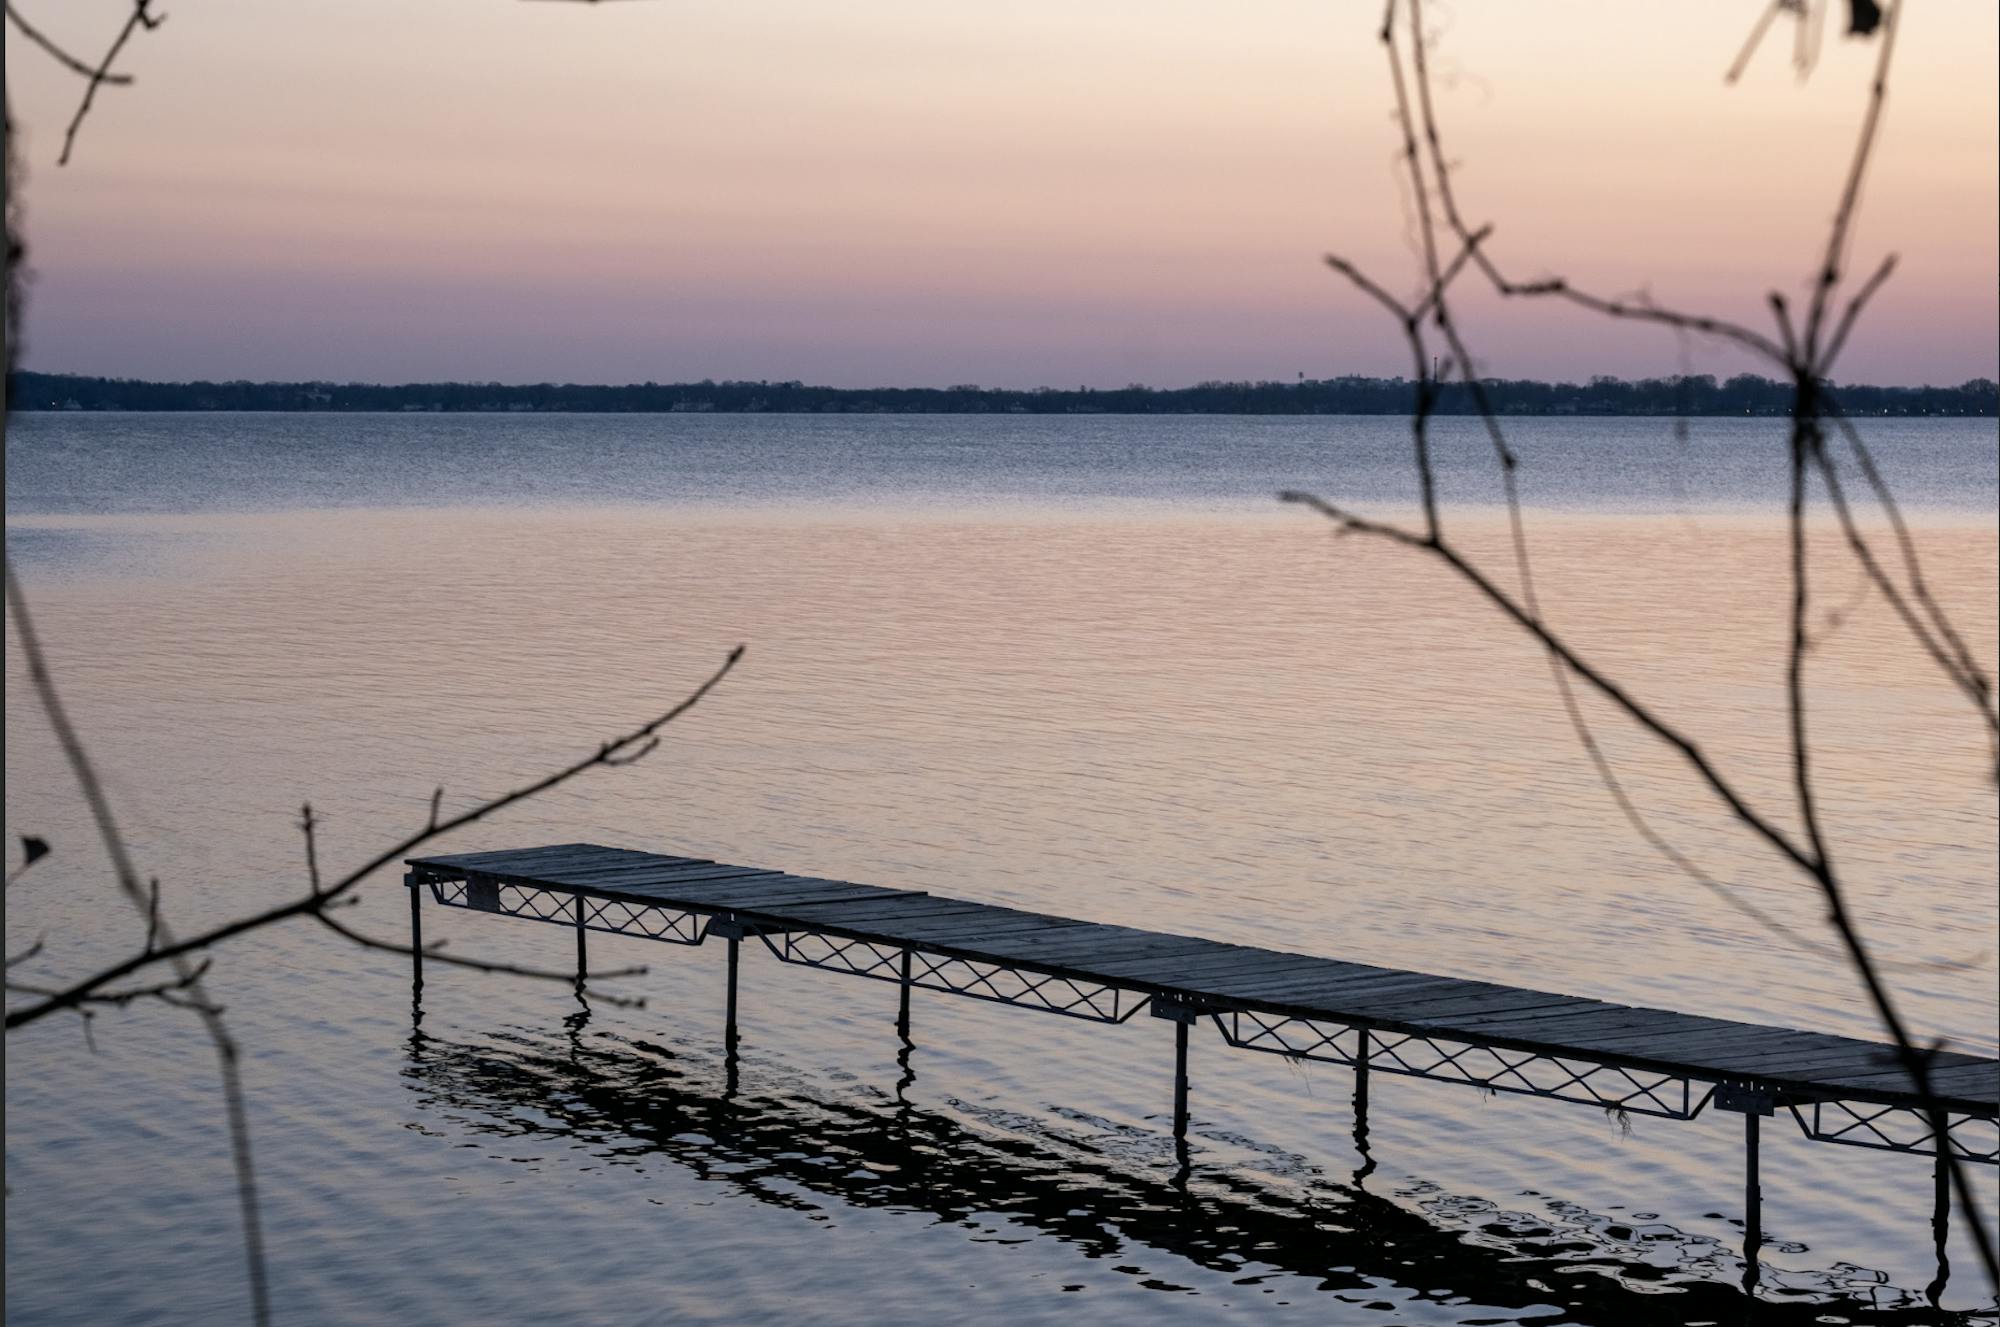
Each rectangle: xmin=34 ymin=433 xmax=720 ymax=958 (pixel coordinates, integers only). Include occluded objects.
xmin=408 ymin=844 xmax=1998 ymax=1115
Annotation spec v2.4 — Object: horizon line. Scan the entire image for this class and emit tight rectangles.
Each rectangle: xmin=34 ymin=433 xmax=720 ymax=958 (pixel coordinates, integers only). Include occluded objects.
xmin=17 ymin=369 xmax=1999 ymax=394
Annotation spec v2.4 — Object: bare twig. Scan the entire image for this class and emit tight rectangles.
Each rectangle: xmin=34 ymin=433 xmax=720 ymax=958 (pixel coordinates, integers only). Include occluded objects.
xmin=301 ymin=804 xmax=323 ymax=894
xmin=1301 ymin=0 xmax=1996 ymax=1287
xmin=3 ymin=5 xmax=138 ymax=85
xmin=2 ymin=567 xmax=271 ymax=1324
xmin=1282 ymin=490 xmax=1820 ymax=875
xmin=9 ymin=958 xmax=216 ymax=1009
xmin=57 ymin=0 xmax=165 ymax=167
xmin=1809 ymin=431 xmax=2000 ymax=751
xmin=142 ymin=877 xmax=162 ymax=953
xmin=6 ymin=641 xmax=744 ymax=1030
xmin=1822 ymin=398 xmax=1997 ymax=729
xmin=1818 ymin=252 xmax=1897 ymax=376
xmin=310 ymin=910 xmax=648 ymax=1008
xmin=1726 ymin=1 xmax=1792 ymax=84
xmin=1801 ymin=3 xmax=1899 ymax=366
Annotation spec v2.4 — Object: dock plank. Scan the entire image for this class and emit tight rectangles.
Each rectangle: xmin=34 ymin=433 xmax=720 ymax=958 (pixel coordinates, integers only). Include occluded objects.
xmin=1817 ymin=1063 xmax=1999 ymax=1102
xmin=865 ymin=914 xmax=1097 ymax=943
xmin=674 ymin=883 xmax=923 ymax=910
xmin=1088 ymin=951 xmax=1331 ymax=983
xmin=533 ymin=857 xmax=747 ymax=878
xmin=437 ymin=847 xmax=655 ymax=875
xmin=760 ymin=899 xmax=983 ymax=925
xmin=956 ymin=926 xmax=1219 ymax=964
xmin=537 ymin=863 xmax=783 ymax=886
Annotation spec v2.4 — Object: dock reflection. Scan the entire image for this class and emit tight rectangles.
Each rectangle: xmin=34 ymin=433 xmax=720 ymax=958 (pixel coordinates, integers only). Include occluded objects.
xmin=401 ymin=1018 xmax=1979 ymax=1324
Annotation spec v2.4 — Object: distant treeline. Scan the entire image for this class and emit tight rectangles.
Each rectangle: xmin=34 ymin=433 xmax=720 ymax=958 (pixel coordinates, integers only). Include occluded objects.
xmin=13 ymin=370 xmax=1998 ymax=416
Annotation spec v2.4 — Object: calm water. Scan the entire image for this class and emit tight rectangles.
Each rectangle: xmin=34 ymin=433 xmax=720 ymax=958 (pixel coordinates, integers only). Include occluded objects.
xmin=6 ymin=413 xmax=1997 ymax=1325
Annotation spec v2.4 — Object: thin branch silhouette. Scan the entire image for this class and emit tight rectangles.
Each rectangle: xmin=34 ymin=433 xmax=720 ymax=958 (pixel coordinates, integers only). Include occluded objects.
xmin=311 ymin=911 xmax=650 ymax=1008
xmin=4 ymin=563 xmax=742 ymax=1324
xmin=5 ymin=18 xmax=749 ymax=1324
xmin=3 ymin=566 xmax=272 ymax=1325
xmin=299 ymin=803 xmax=652 ymax=1003
xmin=4 ymin=5 xmax=139 ymax=85
xmin=1726 ymin=1 xmax=1791 ymax=85
xmin=1809 ymin=412 xmax=1999 ymax=752
xmin=1820 ymin=253 xmax=1897 ymax=376
xmin=1292 ymin=0 xmax=1997 ymax=1289
xmin=8 ymin=958 xmax=217 ymax=1011
xmin=59 ymin=0 xmax=164 ymax=166
xmin=5 ymin=637 xmax=743 ymax=1030
xmin=1823 ymin=397 xmax=1997 ymax=733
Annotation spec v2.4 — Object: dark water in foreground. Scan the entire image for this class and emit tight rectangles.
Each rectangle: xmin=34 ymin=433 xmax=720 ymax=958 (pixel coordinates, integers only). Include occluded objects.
xmin=5 ymin=415 xmax=1997 ymax=1324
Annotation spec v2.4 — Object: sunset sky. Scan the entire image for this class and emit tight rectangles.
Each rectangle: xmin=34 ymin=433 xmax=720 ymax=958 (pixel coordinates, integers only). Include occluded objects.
xmin=7 ymin=1 xmax=1996 ymax=387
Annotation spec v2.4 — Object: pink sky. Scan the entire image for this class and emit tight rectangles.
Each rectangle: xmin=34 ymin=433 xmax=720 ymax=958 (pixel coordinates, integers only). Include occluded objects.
xmin=7 ymin=1 xmax=1996 ymax=387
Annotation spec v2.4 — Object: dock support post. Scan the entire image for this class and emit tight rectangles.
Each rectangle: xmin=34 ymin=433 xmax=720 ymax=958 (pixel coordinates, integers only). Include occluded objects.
xmin=1743 ymin=1109 xmax=1762 ymax=1289
xmin=406 ymin=873 xmax=424 ymax=988
xmin=1173 ymin=1016 xmax=1190 ymax=1143
xmin=725 ymin=935 xmax=741 ymax=1054
xmin=1352 ymin=1028 xmax=1375 ymax=1180
xmin=574 ymin=895 xmax=587 ymax=983
xmin=1151 ymin=997 xmax=1196 ymax=1163
xmin=896 ymin=948 xmax=913 ymax=1041
xmin=1354 ymin=1027 xmax=1371 ymax=1114
xmin=1927 ymin=1133 xmax=1952 ymax=1306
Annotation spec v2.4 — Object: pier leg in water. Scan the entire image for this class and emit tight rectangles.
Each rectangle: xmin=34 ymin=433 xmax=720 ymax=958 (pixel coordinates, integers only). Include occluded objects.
xmin=406 ymin=872 xmax=424 ymax=992
xmin=726 ymin=936 xmax=741 ymax=1053
xmin=1742 ymin=1109 xmax=1762 ymax=1293
xmin=705 ymin=919 xmax=750 ymax=1098
xmin=1352 ymin=1028 xmax=1375 ymax=1183
xmin=896 ymin=948 xmax=913 ymax=1043
xmin=1173 ymin=1015 xmax=1191 ymax=1168
xmin=573 ymin=895 xmax=588 ymax=987
xmin=1150 ymin=997 xmax=1198 ymax=1172
xmin=1926 ymin=1135 xmax=1952 ymax=1308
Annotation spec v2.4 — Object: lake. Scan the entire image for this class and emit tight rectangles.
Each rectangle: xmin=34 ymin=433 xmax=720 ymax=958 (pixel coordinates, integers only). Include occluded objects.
xmin=5 ymin=412 xmax=1997 ymax=1324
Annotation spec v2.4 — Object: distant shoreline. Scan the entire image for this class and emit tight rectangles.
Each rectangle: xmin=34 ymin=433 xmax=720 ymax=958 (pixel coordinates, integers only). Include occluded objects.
xmin=11 ymin=370 xmax=1996 ymax=417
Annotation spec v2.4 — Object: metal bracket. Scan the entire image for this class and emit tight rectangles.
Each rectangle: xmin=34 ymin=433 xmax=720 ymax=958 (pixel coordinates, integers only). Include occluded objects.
xmin=1715 ymin=1083 xmax=1776 ymax=1116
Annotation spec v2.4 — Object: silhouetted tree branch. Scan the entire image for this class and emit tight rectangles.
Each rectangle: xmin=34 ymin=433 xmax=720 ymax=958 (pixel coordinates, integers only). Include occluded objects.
xmin=1290 ymin=0 xmax=1996 ymax=1292
xmin=2 ymin=565 xmax=272 ymax=1322
xmin=3 ymin=624 xmax=743 ymax=1031
xmin=2 ymin=557 xmax=741 ymax=1326
xmin=4 ymin=0 xmax=163 ymax=166
xmin=4 ymin=5 xmax=139 ymax=87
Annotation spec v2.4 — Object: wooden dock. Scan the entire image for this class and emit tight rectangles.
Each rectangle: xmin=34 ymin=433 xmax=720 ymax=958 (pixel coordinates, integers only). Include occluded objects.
xmin=405 ymin=842 xmax=1997 ymax=1277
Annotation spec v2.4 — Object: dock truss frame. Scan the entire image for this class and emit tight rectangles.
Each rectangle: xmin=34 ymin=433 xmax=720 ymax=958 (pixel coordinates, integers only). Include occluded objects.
xmin=408 ymin=869 xmax=1998 ymax=1167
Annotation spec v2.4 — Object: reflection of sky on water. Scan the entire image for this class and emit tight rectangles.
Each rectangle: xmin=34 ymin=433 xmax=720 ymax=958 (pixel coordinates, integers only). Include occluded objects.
xmin=6 ymin=434 xmax=1993 ymax=1324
